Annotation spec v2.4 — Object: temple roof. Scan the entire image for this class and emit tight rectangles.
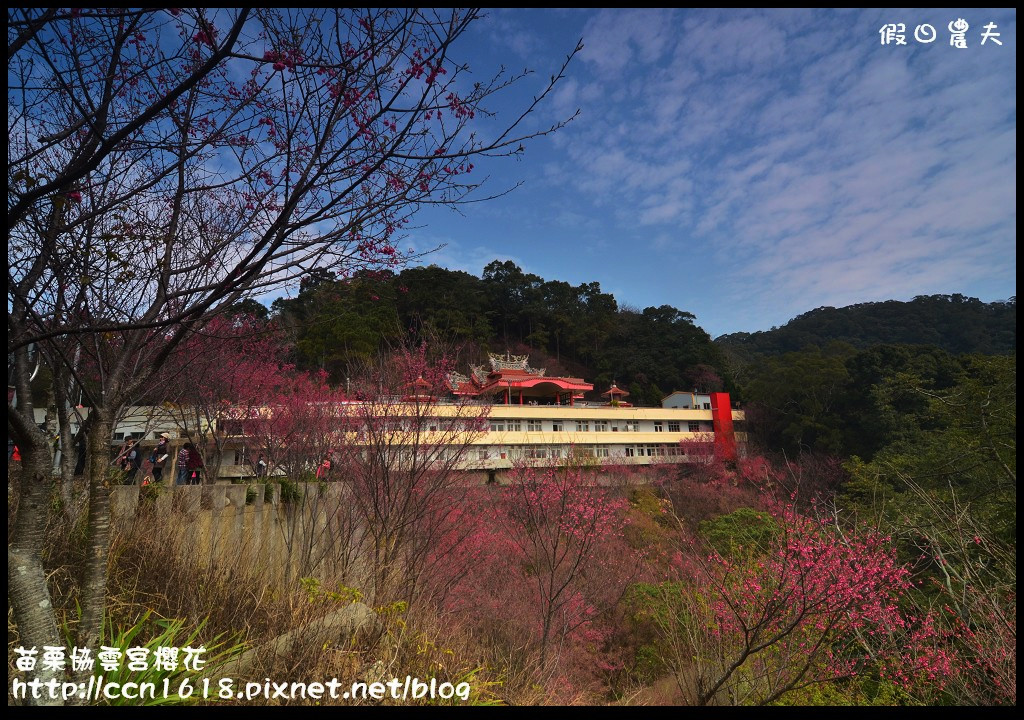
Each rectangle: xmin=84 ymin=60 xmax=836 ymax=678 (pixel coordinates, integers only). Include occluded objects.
xmin=403 ymin=375 xmax=437 ymax=401
xmin=448 ymin=353 xmax=592 ymax=397
xmin=601 ymin=383 xmax=630 ymax=397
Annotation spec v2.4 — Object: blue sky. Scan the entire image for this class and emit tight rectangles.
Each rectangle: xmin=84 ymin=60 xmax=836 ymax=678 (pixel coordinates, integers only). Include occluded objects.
xmin=407 ymin=8 xmax=1017 ymax=339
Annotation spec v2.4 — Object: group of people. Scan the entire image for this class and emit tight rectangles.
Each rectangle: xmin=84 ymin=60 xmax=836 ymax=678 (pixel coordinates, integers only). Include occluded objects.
xmin=115 ymin=433 xmax=204 ymax=485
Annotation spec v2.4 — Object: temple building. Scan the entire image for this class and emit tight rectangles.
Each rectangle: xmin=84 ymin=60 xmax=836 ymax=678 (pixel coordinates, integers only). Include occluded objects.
xmin=56 ymin=354 xmax=744 ymax=481
xmin=447 ymin=352 xmax=592 ymax=406
xmin=438 ymin=353 xmax=743 ymax=470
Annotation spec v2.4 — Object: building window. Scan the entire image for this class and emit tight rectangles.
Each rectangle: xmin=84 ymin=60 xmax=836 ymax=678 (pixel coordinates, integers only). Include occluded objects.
xmin=552 ymin=420 xmax=564 ymax=432
xmin=688 ymin=421 xmax=700 ymax=433
xmin=654 ymin=421 xmax=664 ymax=432
xmin=476 ymin=449 xmax=489 ymax=460
xmin=625 ymin=446 xmax=635 ymax=457
xmin=594 ymin=420 xmax=608 ymax=432
xmin=626 ymin=421 xmax=639 ymax=433
xmin=489 ymin=421 xmax=504 ymax=432
xmin=507 ymin=419 xmax=522 ymax=432
xmin=668 ymin=421 xmax=681 ymax=432
xmin=645 ymin=445 xmax=656 ymax=457
xmin=594 ymin=445 xmax=610 ymax=458
xmin=576 ymin=420 xmax=589 ymax=432
xmin=704 ymin=402 xmax=712 ymax=410
xmin=527 ymin=420 xmax=542 ymax=432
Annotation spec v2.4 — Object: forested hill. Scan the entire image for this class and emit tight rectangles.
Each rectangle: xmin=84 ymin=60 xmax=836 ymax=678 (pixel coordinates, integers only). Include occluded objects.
xmin=268 ymin=262 xmax=729 ymax=406
xmin=715 ymin=294 xmax=1016 ymax=358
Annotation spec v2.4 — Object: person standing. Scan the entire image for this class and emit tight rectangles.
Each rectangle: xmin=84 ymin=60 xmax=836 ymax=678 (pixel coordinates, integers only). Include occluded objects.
xmin=150 ymin=433 xmax=171 ymax=483
xmin=255 ymin=451 xmax=268 ymax=479
xmin=315 ymin=450 xmax=332 ymax=480
xmin=74 ymin=433 xmax=86 ymax=476
xmin=118 ymin=438 xmax=142 ymax=485
xmin=176 ymin=442 xmax=191 ymax=485
xmin=186 ymin=443 xmax=205 ymax=485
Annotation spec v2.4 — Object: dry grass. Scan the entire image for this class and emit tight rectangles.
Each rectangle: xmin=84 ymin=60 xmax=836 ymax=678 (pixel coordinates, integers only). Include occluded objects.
xmin=10 ymin=479 xmax=666 ymax=706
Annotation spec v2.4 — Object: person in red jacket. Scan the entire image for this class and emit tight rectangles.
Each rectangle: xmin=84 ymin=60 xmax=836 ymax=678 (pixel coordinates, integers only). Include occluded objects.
xmin=186 ymin=443 xmax=205 ymax=485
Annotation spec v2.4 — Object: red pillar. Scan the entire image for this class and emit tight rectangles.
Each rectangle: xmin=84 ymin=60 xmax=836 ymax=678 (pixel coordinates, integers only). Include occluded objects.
xmin=710 ymin=392 xmax=736 ymax=461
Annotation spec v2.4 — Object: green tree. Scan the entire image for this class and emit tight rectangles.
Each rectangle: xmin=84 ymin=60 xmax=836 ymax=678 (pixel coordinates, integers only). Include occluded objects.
xmin=843 ymin=354 xmax=1016 ymax=704
xmin=395 ymin=266 xmax=491 ymax=346
xmin=743 ymin=342 xmax=855 ymax=455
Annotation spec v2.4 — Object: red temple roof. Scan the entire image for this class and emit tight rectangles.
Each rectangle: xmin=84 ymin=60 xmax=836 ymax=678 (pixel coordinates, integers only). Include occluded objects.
xmin=601 ymin=383 xmax=630 ymax=397
xmin=448 ymin=354 xmax=593 ymax=398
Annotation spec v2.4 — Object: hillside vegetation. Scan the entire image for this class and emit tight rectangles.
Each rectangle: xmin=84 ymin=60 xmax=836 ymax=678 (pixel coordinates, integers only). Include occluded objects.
xmin=716 ymin=294 xmax=1016 ymax=360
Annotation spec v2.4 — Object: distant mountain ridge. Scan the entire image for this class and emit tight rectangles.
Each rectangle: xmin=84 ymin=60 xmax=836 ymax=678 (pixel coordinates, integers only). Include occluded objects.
xmin=715 ymin=294 xmax=1016 ymax=357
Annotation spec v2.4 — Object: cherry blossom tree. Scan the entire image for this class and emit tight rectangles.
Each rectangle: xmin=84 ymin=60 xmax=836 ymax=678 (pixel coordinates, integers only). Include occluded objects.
xmin=159 ymin=313 xmax=290 ymax=484
xmin=7 ymin=8 xmax=580 ymax=693
xmin=498 ymin=462 xmax=632 ymax=669
xmin=332 ymin=342 xmax=489 ymax=604
xmin=663 ymin=500 xmax=953 ymax=705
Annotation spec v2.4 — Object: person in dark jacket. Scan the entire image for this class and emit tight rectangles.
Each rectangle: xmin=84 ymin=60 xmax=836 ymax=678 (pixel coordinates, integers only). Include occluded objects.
xmin=255 ymin=452 xmax=268 ymax=479
xmin=150 ymin=433 xmax=171 ymax=483
xmin=118 ymin=438 xmax=142 ymax=485
xmin=74 ymin=433 xmax=86 ymax=476
xmin=186 ymin=443 xmax=205 ymax=485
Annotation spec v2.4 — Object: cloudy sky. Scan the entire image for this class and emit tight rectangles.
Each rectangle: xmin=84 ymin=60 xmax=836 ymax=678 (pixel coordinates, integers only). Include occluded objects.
xmin=407 ymin=8 xmax=1016 ymax=338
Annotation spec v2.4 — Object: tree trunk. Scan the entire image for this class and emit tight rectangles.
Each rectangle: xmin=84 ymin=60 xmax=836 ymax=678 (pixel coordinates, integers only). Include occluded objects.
xmin=8 ymin=442 xmax=65 ymax=706
xmin=52 ymin=368 xmax=84 ymax=524
xmin=8 ymin=343 xmax=65 ymax=706
xmin=75 ymin=414 xmax=114 ymax=656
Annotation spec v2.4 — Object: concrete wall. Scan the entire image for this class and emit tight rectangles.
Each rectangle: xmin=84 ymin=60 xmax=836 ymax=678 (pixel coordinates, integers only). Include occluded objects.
xmin=109 ymin=482 xmax=362 ymax=588
xmin=105 ymin=462 xmax=686 ymax=594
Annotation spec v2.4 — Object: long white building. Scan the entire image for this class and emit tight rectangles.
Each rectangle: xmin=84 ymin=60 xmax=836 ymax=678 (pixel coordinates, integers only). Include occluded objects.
xmin=26 ymin=354 xmax=744 ymax=481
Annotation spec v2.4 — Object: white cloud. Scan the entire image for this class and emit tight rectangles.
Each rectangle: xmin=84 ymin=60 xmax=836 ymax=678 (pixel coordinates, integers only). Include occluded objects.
xmin=435 ymin=9 xmax=1016 ymax=336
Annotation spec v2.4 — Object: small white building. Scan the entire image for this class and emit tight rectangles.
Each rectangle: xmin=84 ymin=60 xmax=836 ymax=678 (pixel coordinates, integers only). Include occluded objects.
xmin=661 ymin=390 xmax=712 ymax=410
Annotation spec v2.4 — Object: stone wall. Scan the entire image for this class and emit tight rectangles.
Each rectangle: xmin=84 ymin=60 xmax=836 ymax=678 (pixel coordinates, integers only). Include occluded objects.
xmin=110 ymin=482 xmax=361 ymax=588
xmin=106 ymin=466 xmax=667 ymax=589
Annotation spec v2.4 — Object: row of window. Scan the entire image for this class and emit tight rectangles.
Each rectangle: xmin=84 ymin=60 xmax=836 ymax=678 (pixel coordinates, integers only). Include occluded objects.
xmin=112 ymin=431 xmax=151 ymax=441
xmin=624 ymin=444 xmax=685 ymax=457
xmin=489 ymin=420 xmax=704 ymax=433
xmin=475 ymin=446 xmax=617 ymax=460
xmin=474 ymin=444 xmax=692 ymax=461
xmin=141 ymin=416 xmax=711 ymax=439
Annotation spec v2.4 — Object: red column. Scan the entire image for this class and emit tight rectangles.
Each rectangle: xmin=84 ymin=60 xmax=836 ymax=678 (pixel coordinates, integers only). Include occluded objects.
xmin=710 ymin=392 xmax=736 ymax=461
